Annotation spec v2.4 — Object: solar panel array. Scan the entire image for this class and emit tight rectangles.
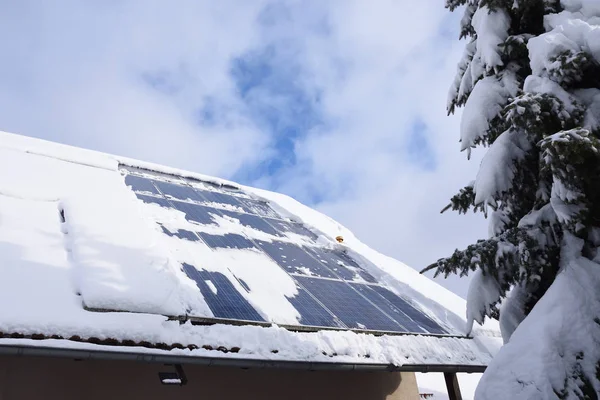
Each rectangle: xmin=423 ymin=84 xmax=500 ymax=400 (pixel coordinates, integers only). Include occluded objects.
xmin=123 ymin=168 xmax=448 ymax=335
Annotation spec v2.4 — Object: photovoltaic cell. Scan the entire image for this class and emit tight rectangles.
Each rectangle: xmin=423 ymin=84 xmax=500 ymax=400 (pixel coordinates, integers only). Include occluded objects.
xmin=160 ymin=225 xmax=199 ymax=241
xmin=125 ymin=174 xmax=160 ymax=195
xmin=308 ymin=248 xmax=377 ymax=283
xmin=234 ymin=197 xmax=280 ymax=218
xmin=371 ymin=285 xmax=447 ymax=335
xmin=197 ymin=232 xmax=257 ymax=250
xmin=294 ymin=276 xmax=401 ymax=332
xmin=196 ymin=189 xmax=244 ymax=209
xmin=219 ymin=210 xmax=280 ymax=236
xmin=170 ymin=201 xmax=219 ymax=225
xmin=135 ymin=194 xmax=173 ymax=209
xmin=349 ymin=283 xmax=426 ymax=334
xmin=256 ymin=241 xmax=337 ymax=279
xmin=153 ymin=180 xmax=204 ymax=203
xmin=286 ymin=285 xmax=344 ymax=328
xmin=266 ymin=219 xmax=318 ymax=241
xmin=182 ymin=263 xmax=264 ymax=322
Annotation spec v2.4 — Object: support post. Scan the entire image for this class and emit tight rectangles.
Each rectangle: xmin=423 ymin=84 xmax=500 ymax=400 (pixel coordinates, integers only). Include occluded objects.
xmin=444 ymin=372 xmax=462 ymax=400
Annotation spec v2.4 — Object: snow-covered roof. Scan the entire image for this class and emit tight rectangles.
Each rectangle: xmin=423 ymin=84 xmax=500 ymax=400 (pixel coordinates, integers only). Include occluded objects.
xmin=0 ymin=130 xmax=501 ymax=370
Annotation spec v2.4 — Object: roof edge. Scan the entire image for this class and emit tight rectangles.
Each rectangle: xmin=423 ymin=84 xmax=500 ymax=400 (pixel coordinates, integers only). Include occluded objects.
xmin=0 ymin=343 xmax=486 ymax=373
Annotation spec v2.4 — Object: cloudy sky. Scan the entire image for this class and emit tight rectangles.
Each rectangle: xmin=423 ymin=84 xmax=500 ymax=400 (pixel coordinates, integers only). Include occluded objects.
xmin=0 ymin=0 xmax=487 ymax=298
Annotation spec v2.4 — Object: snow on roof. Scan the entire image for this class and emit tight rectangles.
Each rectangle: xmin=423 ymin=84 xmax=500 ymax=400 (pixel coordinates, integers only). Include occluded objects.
xmin=0 ymin=130 xmax=500 ymax=369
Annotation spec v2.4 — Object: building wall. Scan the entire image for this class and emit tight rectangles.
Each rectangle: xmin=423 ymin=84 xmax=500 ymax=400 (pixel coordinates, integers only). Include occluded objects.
xmin=0 ymin=355 xmax=420 ymax=400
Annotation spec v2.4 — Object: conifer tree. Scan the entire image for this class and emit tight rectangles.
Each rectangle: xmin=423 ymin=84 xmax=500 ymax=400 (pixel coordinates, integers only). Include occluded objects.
xmin=423 ymin=0 xmax=600 ymax=397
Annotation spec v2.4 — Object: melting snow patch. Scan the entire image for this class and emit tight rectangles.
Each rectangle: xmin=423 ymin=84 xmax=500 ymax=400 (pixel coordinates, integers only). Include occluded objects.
xmin=205 ymin=281 xmax=218 ymax=295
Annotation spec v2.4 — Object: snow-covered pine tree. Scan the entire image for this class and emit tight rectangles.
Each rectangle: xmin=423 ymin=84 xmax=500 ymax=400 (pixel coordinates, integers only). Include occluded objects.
xmin=422 ymin=0 xmax=600 ymax=398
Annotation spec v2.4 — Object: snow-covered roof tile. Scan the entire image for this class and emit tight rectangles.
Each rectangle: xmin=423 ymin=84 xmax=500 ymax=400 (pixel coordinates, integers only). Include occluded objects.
xmin=0 ymin=130 xmax=500 ymax=369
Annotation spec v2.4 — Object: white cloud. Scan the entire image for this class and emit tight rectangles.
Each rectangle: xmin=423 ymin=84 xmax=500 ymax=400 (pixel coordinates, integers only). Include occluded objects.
xmin=0 ymin=1 xmax=271 ymax=177
xmin=0 ymin=0 xmax=488 ymax=298
xmin=240 ymin=1 xmax=489 ymax=296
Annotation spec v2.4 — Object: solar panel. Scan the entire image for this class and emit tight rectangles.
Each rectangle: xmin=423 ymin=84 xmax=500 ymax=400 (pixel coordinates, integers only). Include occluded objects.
xmin=308 ymin=247 xmax=377 ymax=283
xmin=256 ymin=240 xmax=337 ymax=279
xmin=286 ymin=285 xmax=344 ymax=328
xmin=182 ymin=263 xmax=264 ymax=322
xmin=349 ymin=283 xmax=426 ymax=333
xmin=218 ymin=209 xmax=280 ymax=236
xmin=125 ymin=174 xmax=160 ymax=195
xmin=371 ymin=285 xmax=447 ymax=335
xmin=135 ymin=194 xmax=173 ymax=209
xmin=196 ymin=189 xmax=244 ymax=209
xmin=170 ymin=200 xmax=219 ymax=226
xmin=294 ymin=276 xmax=401 ymax=332
xmin=153 ymin=180 xmax=204 ymax=203
xmin=197 ymin=232 xmax=256 ymax=250
xmin=160 ymin=226 xmax=200 ymax=241
xmin=125 ymin=169 xmax=453 ymax=337
xmin=266 ymin=219 xmax=318 ymax=241
xmin=234 ymin=197 xmax=280 ymax=218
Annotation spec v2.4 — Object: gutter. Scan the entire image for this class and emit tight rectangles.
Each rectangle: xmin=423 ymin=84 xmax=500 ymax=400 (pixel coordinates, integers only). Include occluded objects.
xmin=0 ymin=344 xmax=485 ymax=373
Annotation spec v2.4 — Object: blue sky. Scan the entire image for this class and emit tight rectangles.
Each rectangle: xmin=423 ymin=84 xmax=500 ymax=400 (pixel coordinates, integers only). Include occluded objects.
xmin=230 ymin=44 xmax=324 ymax=179
xmin=0 ymin=0 xmax=487 ymax=298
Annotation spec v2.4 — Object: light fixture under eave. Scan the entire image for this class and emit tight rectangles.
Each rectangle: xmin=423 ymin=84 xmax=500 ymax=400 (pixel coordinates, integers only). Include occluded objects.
xmin=158 ymin=364 xmax=188 ymax=386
